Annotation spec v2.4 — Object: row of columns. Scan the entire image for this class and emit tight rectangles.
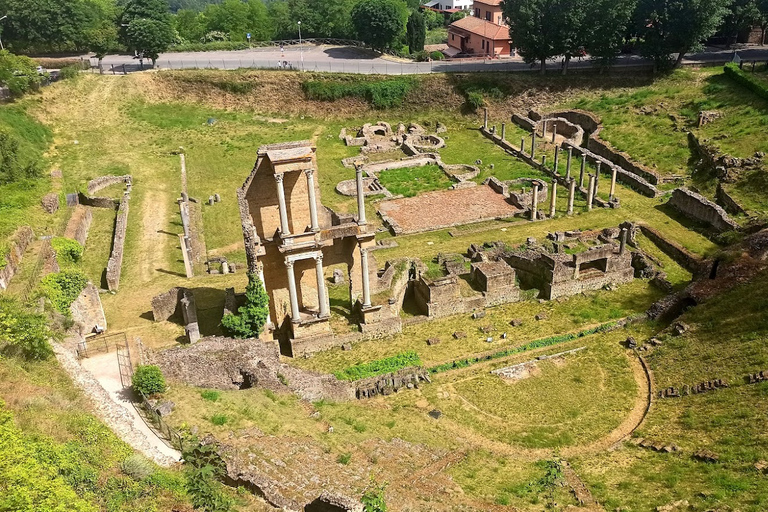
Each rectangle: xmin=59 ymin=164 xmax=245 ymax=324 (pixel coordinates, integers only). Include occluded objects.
xmin=274 ymin=169 xmax=320 ymax=236
xmin=285 ymin=253 xmax=329 ymax=323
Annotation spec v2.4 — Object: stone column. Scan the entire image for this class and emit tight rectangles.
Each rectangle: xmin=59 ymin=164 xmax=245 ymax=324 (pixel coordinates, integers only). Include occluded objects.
xmin=579 ymin=154 xmax=586 ymax=188
xmin=541 ymin=120 xmax=547 ymax=138
xmin=360 ymin=246 xmax=372 ymax=308
xmin=531 ymin=182 xmax=539 ymax=221
xmin=314 ymin=254 xmax=329 ymax=317
xmin=541 ymin=155 xmax=547 ymax=168
xmin=619 ymin=228 xmax=627 ymax=255
xmin=549 ymin=180 xmax=557 ymax=217
xmin=586 ymin=174 xmax=594 ymax=211
xmin=285 ymin=260 xmax=300 ymax=323
xmin=551 ymin=122 xmax=557 ymax=142
xmin=520 ymin=137 xmax=526 ymax=155
xmin=530 ymin=132 xmax=536 ymax=160
xmin=275 ymin=173 xmax=290 ymax=235
xmin=483 ymin=108 xmax=488 ymax=129
xmin=553 ymin=145 xmax=560 ymax=174
xmin=304 ymin=169 xmax=319 ymax=231
xmin=501 ymin=123 xmax=506 ymax=140
xmin=355 ymin=166 xmax=367 ymax=225
xmin=567 ymin=178 xmax=576 ymax=215
xmin=609 ymin=167 xmax=618 ymax=200
xmin=566 ymin=147 xmax=573 ymax=180
xmin=258 ymin=262 xmax=272 ymax=326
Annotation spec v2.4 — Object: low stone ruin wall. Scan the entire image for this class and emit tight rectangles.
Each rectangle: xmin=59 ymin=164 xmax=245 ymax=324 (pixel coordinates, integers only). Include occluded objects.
xmin=715 ymin=183 xmax=746 ymax=216
xmin=87 ymin=174 xmax=132 ymax=195
xmin=668 ymin=187 xmax=739 ymax=233
xmin=63 ymin=205 xmax=93 ymax=247
xmin=586 ymin=137 xmax=660 ymax=185
xmin=78 ymin=192 xmax=119 ymax=209
xmin=106 ymin=192 xmax=130 ymax=291
xmin=511 ymin=113 xmax=536 ymax=132
xmin=543 ymin=109 xmax=601 ymax=134
xmin=69 ymin=283 xmax=108 ymax=337
xmin=638 ymin=224 xmax=703 ymax=275
xmin=151 ymin=287 xmax=186 ymax=321
xmin=355 ymin=367 xmax=431 ymax=399
xmin=0 ymin=226 xmax=35 ymax=291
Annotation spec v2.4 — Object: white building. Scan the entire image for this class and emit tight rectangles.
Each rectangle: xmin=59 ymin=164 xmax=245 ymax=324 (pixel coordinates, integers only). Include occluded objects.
xmin=422 ymin=0 xmax=473 ymax=12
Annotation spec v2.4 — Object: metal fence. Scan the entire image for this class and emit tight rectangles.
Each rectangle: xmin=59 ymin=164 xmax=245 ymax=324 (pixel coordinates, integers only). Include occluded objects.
xmin=138 ymin=392 xmax=186 ymax=452
xmin=75 ymin=331 xmax=127 ymax=359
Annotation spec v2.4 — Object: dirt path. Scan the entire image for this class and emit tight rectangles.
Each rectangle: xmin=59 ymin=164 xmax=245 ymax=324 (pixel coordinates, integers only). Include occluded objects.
xmin=138 ymin=188 xmax=171 ymax=283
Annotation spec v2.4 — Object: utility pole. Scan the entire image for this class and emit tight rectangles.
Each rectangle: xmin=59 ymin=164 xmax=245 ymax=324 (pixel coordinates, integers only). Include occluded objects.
xmin=297 ymin=21 xmax=303 ymax=72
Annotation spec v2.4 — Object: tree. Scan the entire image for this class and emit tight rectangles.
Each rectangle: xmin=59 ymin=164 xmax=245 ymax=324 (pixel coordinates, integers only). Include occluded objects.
xmin=406 ymin=11 xmax=426 ymax=53
xmin=585 ymin=0 xmax=636 ymax=71
xmin=449 ymin=9 xmax=469 ymax=23
xmin=503 ymin=0 xmax=560 ymax=73
xmin=174 ymin=9 xmax=206 ymax=42
xmin=423 ymin=9 xmax=444 ymax=30
xmin=721 ymin=0 xmax=761 ymax=47
xmin=0 ymin=297 xmax=55 ymax=361
xmin=121 ymin=0 xmax=175 ymax=63
xmin=0 ymin=50 xmax=41 ymax=98
xmin=220 ymin=272 xmax=269 ymax=338
xmin=550 ymin=0 xmax=587 ymax=74
xmin=85 ymin=21 xmax=119 ymax=68
xmin=759 ymin=0 xmax=768 ymax=44
xmin=636 ymin=0 xmax=730 ymax=71
xmin=351 ymin=0 xmax=408 ymax=50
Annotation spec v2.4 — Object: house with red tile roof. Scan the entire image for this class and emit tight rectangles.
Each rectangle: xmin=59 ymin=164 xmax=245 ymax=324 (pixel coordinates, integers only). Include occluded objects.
xmin=446 ymin=0 xmax=512 ymax=57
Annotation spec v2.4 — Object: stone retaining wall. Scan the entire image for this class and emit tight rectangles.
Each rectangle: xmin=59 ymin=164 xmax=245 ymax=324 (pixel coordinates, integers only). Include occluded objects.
xmin=87 ymin=175 xmax=132 ymax=195
xmin=668 ymin=187 xmax=739 ymax=233
xmin=78 ymin=192 xmax=119 ymax=209
xmin=63 ymin=205 xmax=93 ymax=246
xmin=355 ymin=367 xmax=430 ymax=399
xmin=106 ymin=192 xmax=130 ymax=291
xmin=638 ymin=224 xmax=703 ymax=274
xmin=586 ymin=138 xmax=660 ymax=185
xmin=0 ymin=226 xmax=35 ymax=291
xmin=715 ymin=183 xmax=746 ymax=216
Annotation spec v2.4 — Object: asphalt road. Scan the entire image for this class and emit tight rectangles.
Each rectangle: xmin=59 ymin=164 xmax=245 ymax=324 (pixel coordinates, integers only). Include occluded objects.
xmin=89 ymin=44 xmax=768 ymax=75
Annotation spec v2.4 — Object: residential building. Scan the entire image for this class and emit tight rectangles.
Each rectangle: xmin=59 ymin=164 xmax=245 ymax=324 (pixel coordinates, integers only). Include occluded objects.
xmin=446 ymin=0 xmax=511 ymax=57
xmin=422 ymin=0 xmax=473 ymax=13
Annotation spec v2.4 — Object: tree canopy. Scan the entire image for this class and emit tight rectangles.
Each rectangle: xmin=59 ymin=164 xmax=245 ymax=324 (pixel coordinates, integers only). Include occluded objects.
xmin=351 ymin=0 xmax=408 ymax=50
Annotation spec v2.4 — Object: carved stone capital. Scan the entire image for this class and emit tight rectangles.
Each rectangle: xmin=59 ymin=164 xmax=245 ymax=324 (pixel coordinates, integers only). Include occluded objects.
xmin=275 ymin=173 xmax=284 ymax=184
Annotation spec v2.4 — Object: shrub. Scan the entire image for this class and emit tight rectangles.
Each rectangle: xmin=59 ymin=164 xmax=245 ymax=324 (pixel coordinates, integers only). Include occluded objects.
xmin=0 ymin=129 xmax=43 ymax=185
xmin=121 ymin=454 xmax=156 ymax=480
xmin=38 ymin=269 xmax=88 ymax=313
xmin=200 ymin=390 xmax=221 ymax=402
xmin=361 ymin=477 xmax=388 ymax=512
xmin=465 ymin=91 xmax=485 ymax=111
xmin=221 ymin=272 xmax=269 ymax=338
xmin=302 ymin=77 xmax=415 ymax=108
xmin=337 ymin=453 xmax=352 ymax=465
xmin=51 ymin=237 xmax=83 ymax=265
xmin=0 ymin=297 xmax=55 ymax=360
xmin=724 ymin=62 xmax=768 ymax=100
xmin=430 ymin=51 xmax=445 ymax=61
xmin=413 ymin=50 xmax=430 ymax=62
xmin=0 ymin=50 xmax=42 ymax=97
xmin=58 ymin=65 xmax=81 ymax=81
xmin=333 ymin=351 xmax=422 ymax=381
xmin=210 ymin=414 xmax=228 ymax=426
xmin=183 ymin=443 xmax=234 ymax=512
xmin=132 ymin=365 xmax=167 ymax=396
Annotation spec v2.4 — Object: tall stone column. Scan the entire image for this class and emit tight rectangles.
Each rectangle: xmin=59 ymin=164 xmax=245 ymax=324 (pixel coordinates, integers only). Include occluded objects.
xmin=531 ymin=182 xmax=539 ymax=221
xmin=285 ymin=260 xmax=300 ymax=323
xmin=566 ymin=147 xmax=573 ymax=180
xmin=257 ymin=262 xmax=272 ymax=327
xmin=520 ymin=137 xmax=526 ymax=156
xmin=579 ymin=154 xmax=586 ymax=188
xmin=619 ymin=228 xmax=628 ymax=255
xmin=304 ymin=169 xmax=319 ymax=231
xmin=551 ymin=122 xmax=557 ymax=142
xmin=541 ymin=120 xmax=547 ymax=138
xmin=586 ymin=174 xmax=594 ymax=211
xmin=609 ymin=167 xmax=618 ymax=200
xmin=314 ymin=254 xmax=329 ymax=317
xmin=501 ymin=123 xmax=506 ymax=140
xmin=483 ymin=108 xmax=488 ymax=129
xmin=553 ymin=145 xmax=560 ymax=174
xmin=567 ymin=178 xmax=576 ymax=215
xmin=549 ymin=180 xmax=557 ymax=217
xmin=355 ymin=166 xmax=367 ymax=225
xmin=360 ymin=246 xmax=372 ymax=308
xmin=530 ymin=131 xmax=536 ymax=160
xmin=275 ymin=174 xmax=290 ymax=235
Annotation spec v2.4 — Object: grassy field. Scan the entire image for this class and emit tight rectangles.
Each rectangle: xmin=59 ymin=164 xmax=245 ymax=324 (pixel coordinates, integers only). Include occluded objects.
xmin=377 ymin=163 xmax=454 ymax=197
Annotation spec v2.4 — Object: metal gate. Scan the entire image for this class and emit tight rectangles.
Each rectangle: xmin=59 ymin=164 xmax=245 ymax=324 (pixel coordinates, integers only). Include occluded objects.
xmin=116 ymin=336 xmax=134 ymax=388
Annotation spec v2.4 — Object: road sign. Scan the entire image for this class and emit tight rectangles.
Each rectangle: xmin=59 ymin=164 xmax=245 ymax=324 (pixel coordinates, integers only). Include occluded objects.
xmin=246 ymin=33 xmax=251 ymax=42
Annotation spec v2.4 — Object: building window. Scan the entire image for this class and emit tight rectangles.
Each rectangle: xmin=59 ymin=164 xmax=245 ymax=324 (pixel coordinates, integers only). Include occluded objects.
xmin=474 ymin=8 xmax=480 ymax=16
xmin=485 ymin=11 xmax=491 ymax=21
xmin=451 ymin=34 xmax=454 ymax=41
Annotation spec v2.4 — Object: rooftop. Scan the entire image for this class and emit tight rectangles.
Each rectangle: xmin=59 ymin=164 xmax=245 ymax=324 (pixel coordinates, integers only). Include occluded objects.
xmin=449 ymin=16 xmax=510 ymax=40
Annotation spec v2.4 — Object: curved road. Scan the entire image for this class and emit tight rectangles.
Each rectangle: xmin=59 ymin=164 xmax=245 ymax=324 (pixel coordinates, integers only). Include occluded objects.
xmin=89 ymin=44 xmax=768 ymax=75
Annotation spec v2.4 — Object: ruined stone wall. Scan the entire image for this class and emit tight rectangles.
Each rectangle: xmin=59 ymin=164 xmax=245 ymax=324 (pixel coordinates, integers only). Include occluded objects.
xmin=0 ymin=226 xmax=35 ymax=291
xmin=63 ymin=205 xmax=93 ymax=247
xmin=106 ymin=192 xmax=129 ymax=291
xmin=715 ymin=183 xmax=746 ymax=216
xmin=151 ymin=287 xmax=185 ymax=321
xmin=355 ymin=367 xmax=430 ymax=399
xmin=413 ymin=275 xmax=464 ymax=318
xmin=78 ymin=192 xmax=119 ymax=209
xmin=69 ymin=283 xmax=107 ymax=337
xmin=181 ymin=289 xmax=200 ymax=343
xmin=668 ymin=187 xmax=739 ymax=233
xmin=543 ymin=109 xmax=601 ymax=134
xmin=548 ymin=261 xmax=634 ymax=299
xmin=586 ymin=138 xmax=660 ymax=185
xmin=511 ymin=113 xmax=536 ymax=131
xmin=502 ymin=251 xmax=554 ymax=289
xmin=87 ymin=175 xmax=132 ymax=195
xmin=638 ymin=224 xmax=703 ymax=274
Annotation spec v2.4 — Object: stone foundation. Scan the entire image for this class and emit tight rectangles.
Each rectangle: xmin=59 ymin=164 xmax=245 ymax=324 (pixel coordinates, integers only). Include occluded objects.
xmin=106 ymin=192 xmax=130 ymax=291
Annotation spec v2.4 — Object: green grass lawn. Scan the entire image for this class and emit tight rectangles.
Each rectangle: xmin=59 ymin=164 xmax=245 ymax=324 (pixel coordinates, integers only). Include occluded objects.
xmin=377 ymin=163 xmax=454 ymax=197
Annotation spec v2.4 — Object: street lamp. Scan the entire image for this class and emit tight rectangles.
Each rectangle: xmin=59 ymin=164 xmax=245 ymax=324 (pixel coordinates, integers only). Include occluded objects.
xmin=297 ymin=21 xmax=303 ymax=71
xmin=0 ymin=16 xmax=8 ymax=51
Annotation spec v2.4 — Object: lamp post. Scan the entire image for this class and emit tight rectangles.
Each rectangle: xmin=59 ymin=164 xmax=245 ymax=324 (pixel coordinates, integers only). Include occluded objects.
xmin=297 ymin=21 xmax=303 ymax=72
xmin=0 ymin=16 xmax=7 ymax=51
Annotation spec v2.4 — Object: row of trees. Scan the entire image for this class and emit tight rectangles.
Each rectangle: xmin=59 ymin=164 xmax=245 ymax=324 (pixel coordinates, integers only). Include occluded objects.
xmin=504 ymin=0 xmax=768 ymax=73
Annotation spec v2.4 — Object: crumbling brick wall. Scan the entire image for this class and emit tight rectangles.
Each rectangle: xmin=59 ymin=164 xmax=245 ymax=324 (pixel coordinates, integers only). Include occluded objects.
xmin=668 ymin=187 xmax=740 ymax=233
xmin=106 ymin=192 xmax=130 ymax=291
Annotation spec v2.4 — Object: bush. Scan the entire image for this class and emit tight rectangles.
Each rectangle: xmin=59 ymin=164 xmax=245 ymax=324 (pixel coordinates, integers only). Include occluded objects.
xmin=333 ymin=351 xmax=422 ymax=381
xmin=361 ymin=477 xmax=388 ymax=512
xmin=183 ymin=443 xmax=234 ymax=512
xmin=465 ymin=91 xmax=485 ymax=111
xmin=200 ymin=390 xmax=221 ymax=402
xmin=168 ymin=41 xmax=251 ymax=53
xmin=723 ymin=62 xmax=768 ymax=100
xmin=132 ymin=365 xmax=167 ymax=396
xmin=210 ymin=414 xmax=228 ymax=426
xmin=38 ymin=269 xmax=88 ymax=313
xmin=58 ymin=65 xmax=81 ymax=81
xmin=0 ymin=129 xmax=43 ymax=185
xmin=413 ymin=50 xmax=430 ymax=62
xmin=302 ymin=77 xmax=415 ymax=108
xmin=220 ymin=272 xmax=269 ymax=338
xmin=0 ymin=50 xmax=42 ymax=97
xmin=430 ymin=51 xmax=445 ymax=61
xmin=0 ymin=297 xmax=55 ymax=360
xmin=337 ymin=452 xmax=352 ymax=465
xmin=120 ymin=454 xmax=156 ymax=480
xmin=51 ymin=237 xmax=83 ymax=265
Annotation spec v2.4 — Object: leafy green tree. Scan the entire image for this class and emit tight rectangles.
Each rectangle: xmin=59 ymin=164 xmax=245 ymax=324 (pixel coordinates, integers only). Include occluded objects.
xmin=423 ymin=9 xmax=444 ymax=30
xmin=220 ymin=272 xmax=269 ymax=338
xmin=0 ymin=297 xmax=55 ymax=360
xmin=759 ymin=0 xmax=768 ymax=44
xmin=173 ymin=9 xmax=206 ymax=42
xmin=132 ymin=365 xmax=167 ymax=396
xmin=721 ymin=0 xmax=761 ymax=46
xmin=0 ymin=50 xmax=41 ymax=98
xmin=351 ymin=0 xmax=408 ymax=50
xmin=550 ymin=0 xmax=587 ymax=74
xmin=449 ymin=9 xmax=469 ymax=23
xmin=85 ymin=21 xmax=120 ymax=68
xmin=585 ymin=0 xmax=636 ymax=70
xmin=503 ymin=0 xmax=560 ymax=73
xmin=636 ymin=0 xmax=731 ymax=70
xmin=121 ymin=0 xmax=175 ymax=62
xmin=406 ymin=11 xmax=426 ymax=53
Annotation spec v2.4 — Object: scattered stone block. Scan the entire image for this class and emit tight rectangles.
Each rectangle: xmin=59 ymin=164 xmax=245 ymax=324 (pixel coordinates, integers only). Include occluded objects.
xmin=755 ymin=460 xmax=768 ymax=474
xmin=509 ymin=318 xmax=523 ymax=327
xmin=626 ymin=337 xmax=637 ymax=349
xmin=485 ymin=337 xmax=493 ymax=343
xmin=341 ymin=343 xmax=352 ymax=351
xmin=208 ymin=196 xmax=215 ymax=205
xmin=41 ymin=193 xmax=59 ymax=214
xmin=428 ymin=409 xmax=442 ymax=419
xmin=693 ymin=450 xmax=719 ymax=463
xmin=480 ymin=325 xmax=493 ymax=334
xmin=501 ymin=332 xmax=507 ymax=339
xmin=214 ymin=193 xmax=221 ymax=202
xmin=535 ymin=312 xmax=548 ymax=321
xmin=452 ymin=331 xmax=466 ymax=339
xmin=672 ymin=322 xmax=689 ymax=336
xmin=332 ymin=268 xmax=345 ymax=284
xmin=649 ymin=337 xmax=663 ymax=346
xmin=427 ymin=337 xmax=441 ymax=346
xmin=154 ymin=400 xmax=175 ymax=417
xmin=472 ymin=311 xmax=486 ymax=319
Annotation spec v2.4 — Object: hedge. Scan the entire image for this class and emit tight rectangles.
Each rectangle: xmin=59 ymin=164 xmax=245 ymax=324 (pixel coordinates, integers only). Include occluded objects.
xmin=723 ymin=62 xmax=768 ymax=100
xmin=428 ymin=321 xmax=621 ymax=374
xmin=334 ymin=350 xmax=422 ymax=381
xmin=301 ymin=77 xmax=415 ymax=108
